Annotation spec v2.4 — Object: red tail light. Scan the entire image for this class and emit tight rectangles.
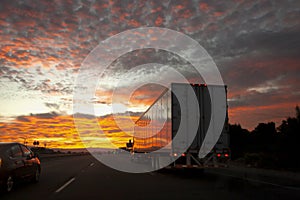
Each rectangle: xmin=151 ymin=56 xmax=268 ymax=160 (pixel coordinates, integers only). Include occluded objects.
xmin=217 ymin=153 xmax=221 ymax=157
xmin=181 ymin=153 xmax=186 ymax=157
xmin=224 ymin=153 xmax=229 ymax=157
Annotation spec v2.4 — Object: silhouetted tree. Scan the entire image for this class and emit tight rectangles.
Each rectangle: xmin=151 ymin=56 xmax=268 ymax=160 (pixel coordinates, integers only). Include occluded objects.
xmin=278 ymin=106 xmax=300 ymax=138
xmin=251 ymin=122 xmax=277 ymax=151
xmin=33 ymin=141 xmax=40 ymax=147
xmin=296 ymin=105 xmax=300 ymax=122
xmin=229 ymin=124 xmax=250 ymax=159
xmin=228 ymin=106 xmax=300 ymax=169
xmin=276 ymin=106 xmax=300 ymax=169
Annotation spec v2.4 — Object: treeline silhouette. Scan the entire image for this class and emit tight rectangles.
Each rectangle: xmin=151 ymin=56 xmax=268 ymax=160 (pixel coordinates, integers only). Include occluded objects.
xmin=229 ymin=106 xmax=300 ymax=170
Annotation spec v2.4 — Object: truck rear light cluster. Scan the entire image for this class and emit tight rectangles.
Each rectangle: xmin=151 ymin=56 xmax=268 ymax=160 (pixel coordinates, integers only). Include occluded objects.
xmin=191 ymin=83 xmax=207 ymax=87
xmin=217 ymin=153 xmax=230 ymax=158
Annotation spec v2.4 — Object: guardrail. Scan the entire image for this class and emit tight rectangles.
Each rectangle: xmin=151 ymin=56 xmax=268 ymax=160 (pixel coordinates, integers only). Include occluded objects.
xmin=37 ymin=153 xmax=90 ymax=161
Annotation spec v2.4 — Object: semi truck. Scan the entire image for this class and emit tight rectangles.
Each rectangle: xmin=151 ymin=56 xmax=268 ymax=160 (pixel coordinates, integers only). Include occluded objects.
xmin=132 ymin=83 xmax=229 ymax=169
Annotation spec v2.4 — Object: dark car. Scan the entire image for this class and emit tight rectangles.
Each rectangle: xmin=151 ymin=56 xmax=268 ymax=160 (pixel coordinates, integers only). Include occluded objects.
xmin=0 ymin=142 xmax=41 ymax=192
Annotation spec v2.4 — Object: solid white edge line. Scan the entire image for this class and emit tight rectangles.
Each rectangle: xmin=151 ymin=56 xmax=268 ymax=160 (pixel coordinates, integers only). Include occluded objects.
xmin=55 ymin=177 xmax=76 ymax=193
xmin=210 ymin=171 xmax=300 ymax=191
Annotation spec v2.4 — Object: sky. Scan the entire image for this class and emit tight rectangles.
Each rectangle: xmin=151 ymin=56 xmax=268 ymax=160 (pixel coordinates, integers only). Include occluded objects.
xmin=0 ymin=0 xmax=300 ymax=148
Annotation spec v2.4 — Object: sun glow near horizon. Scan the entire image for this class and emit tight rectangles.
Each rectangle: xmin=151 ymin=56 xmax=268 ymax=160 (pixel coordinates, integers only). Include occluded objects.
xmin=0 ymin=113 xmax=140 ymax=149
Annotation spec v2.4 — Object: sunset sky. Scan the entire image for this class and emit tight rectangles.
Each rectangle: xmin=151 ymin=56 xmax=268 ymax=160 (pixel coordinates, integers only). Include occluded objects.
xmin=0 ymin=0 xmax=299 ymax=149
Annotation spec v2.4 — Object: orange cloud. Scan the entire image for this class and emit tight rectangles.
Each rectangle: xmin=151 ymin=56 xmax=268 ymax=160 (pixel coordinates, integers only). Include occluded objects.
xmin=128 ymin=19 xmax=141 ymax=27
xmin=0 ymin=114 xmax=139 ymax=149
xmin=155 ymin=16 xmax=164 ymax=26
xmin=214 ymin=12 xmax=224 ymax=17
xmin=229 ymin=102 xmax=299 ymax=130
xmin=199 ymin=3 xmax=210 ymax=12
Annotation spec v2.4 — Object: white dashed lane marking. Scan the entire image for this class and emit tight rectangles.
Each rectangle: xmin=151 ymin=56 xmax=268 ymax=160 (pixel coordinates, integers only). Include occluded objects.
xmin=55 ymin=177 xmax=76 ymax=193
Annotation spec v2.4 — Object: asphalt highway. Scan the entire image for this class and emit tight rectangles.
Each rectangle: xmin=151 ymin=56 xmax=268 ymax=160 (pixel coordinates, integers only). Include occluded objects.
xmin=1 ymin=155 xmax=299 ymax=200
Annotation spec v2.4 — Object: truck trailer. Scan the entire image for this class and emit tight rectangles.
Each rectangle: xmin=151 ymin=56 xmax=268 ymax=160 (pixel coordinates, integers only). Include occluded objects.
xmin=132 ymin=83 xmax=229 ymax=169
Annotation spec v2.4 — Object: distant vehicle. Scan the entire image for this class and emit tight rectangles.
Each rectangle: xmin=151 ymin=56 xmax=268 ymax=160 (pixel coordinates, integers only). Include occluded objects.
xmin=132 ymin=83 xmax=230 ymax=169
xmin=0 ymin=142 xmax=41 ymax=193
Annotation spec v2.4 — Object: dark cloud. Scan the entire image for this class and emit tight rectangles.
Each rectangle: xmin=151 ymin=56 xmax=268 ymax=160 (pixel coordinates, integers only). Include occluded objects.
xmin=45 ymin=103 xmax=60 ymax=110
xmin=0 ymin=0 xmax=299 ymax=129
xmin=29 ymin=112 xmax=59 ymax=119
xmin=16 ymin=116 xmax=31 ymax=122
xmin=230 ymin=30 xmax=300 ymax=57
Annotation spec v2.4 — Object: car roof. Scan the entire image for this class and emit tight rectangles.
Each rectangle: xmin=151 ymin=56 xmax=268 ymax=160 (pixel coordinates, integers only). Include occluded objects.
xmin=0 ymin=142 xmax=20 ymax=145
xmin=0 ymin=143 xmax=23 ymax=153
xmin=0 ymin=142 xmax=21 ymax=148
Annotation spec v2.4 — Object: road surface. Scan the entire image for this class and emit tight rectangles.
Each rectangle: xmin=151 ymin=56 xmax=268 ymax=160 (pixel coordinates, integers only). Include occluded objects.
xmin=1 ymin=155 xmax=299 ymax=200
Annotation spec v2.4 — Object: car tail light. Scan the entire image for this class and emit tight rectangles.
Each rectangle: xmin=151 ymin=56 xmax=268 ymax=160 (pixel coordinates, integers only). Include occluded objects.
xmin=181 ymin=153 xmax=186 ymax=157
xmin=217 ymin=153 xmax=221 ymax=157
xmin=224 ymin=153 xmax=229 ymax=157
